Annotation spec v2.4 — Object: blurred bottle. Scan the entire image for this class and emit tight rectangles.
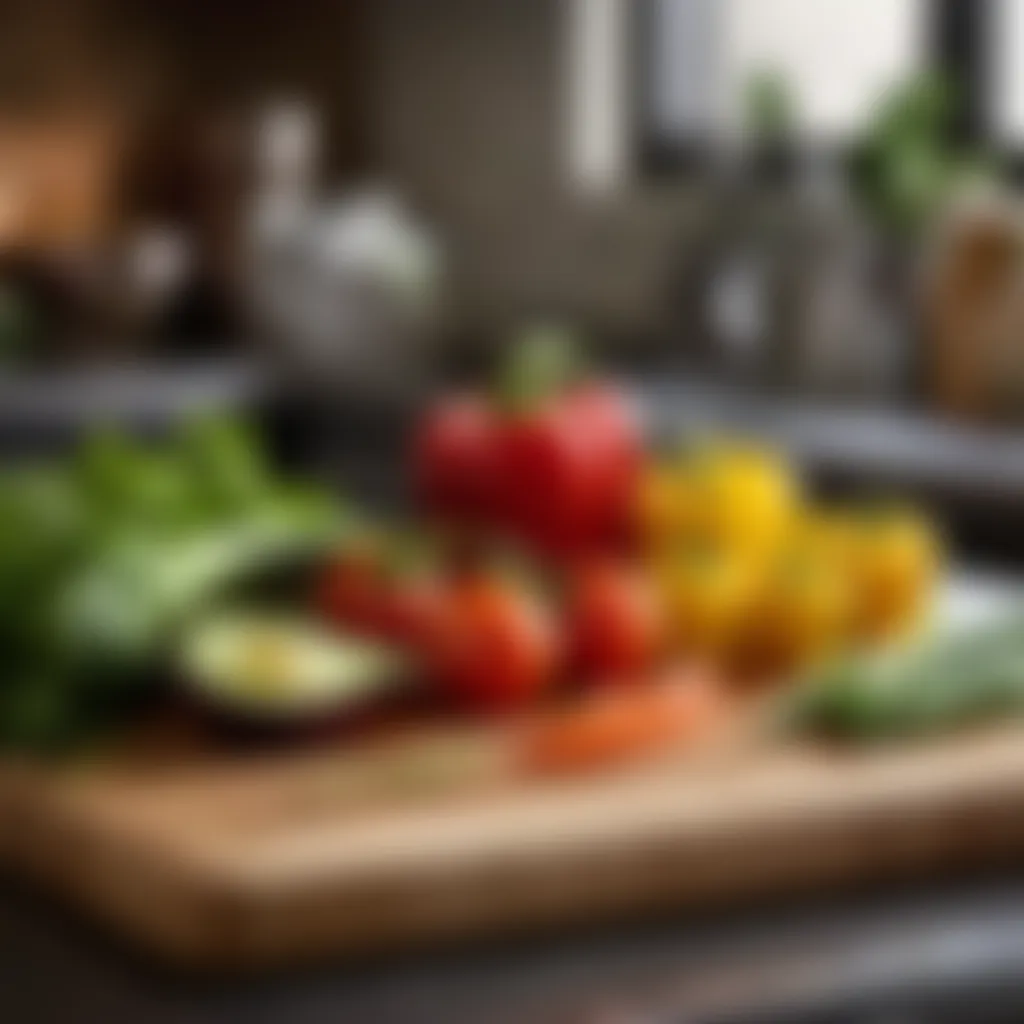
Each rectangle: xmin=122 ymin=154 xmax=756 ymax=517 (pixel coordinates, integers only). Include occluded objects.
xmin=923 ymin=187 xmax=1024 ymax=422
xmin=245 ymin=100 xmax=440 ymax=404
xmin=692 ymin=72 xmax=805 ymax=387
xmin=245 ymin=98 xmax=320 ymax=362
xmin=119 ymin=108 xmax=245 ymax=352
xmin=690 ymin=72 xmax=912 ymax=401
xmin=788 ymin=156 xmax=910 ymax=400
xmin=0 ymin=107 xmax=127 ymax=363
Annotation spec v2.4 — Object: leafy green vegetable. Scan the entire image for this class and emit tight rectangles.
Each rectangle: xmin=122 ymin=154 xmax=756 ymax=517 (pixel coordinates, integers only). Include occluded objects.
xmin=850 ymin=72 xmax=998 ymax=237
xmin=0 ymin=415 xmax=349 ymax=753
xmin=179 ymin=415 xmax=270 ymax=517
xmin=786 ymin=615 xmax=1024 ymax=741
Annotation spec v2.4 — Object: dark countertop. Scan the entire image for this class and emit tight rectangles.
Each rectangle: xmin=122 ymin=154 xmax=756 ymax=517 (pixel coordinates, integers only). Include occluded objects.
xmin=0 ymin=360 xmax=272 ymax=433
xmin=638 ymin=375 xmax=1024 ymax=501
xmin=6 ymin=360 xmax=1024 ymax=500
xmin=5 ymin=871 xmax=1024 ymax=1024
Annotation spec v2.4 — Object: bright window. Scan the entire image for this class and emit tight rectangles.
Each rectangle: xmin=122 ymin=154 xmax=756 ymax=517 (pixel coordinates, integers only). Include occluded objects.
xmin=990 ymin=0 xmax=1024 ymax=145
xmin=648 ymin=0 xmax=928 ymax=144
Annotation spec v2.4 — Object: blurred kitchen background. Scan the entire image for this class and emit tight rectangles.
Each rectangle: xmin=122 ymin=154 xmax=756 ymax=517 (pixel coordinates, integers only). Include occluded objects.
xmin=4 ymin=0 xmax=1024 ymax=558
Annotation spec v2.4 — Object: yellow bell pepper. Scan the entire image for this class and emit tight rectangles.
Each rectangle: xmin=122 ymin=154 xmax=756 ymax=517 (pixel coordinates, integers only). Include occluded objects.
xmin=634 ymin=457 xmax=709 ymax=545
xmin=651 ymin=538 xmax=759 ymax=657
xmin=635 ymin=441 xmax=800 ymax=563
xmin=634 ymin=462 xmax=688 ymax=544
xmin=729 ymin=538 xmax=851 ymax=682
xmin=697 ymin=443 xmax=800 ymax=564
xmin=821 ymin=505 xmax=941 ymax=643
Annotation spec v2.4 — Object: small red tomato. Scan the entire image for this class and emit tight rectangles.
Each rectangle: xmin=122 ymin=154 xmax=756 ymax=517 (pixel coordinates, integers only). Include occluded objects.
xmin=374 ymin=574 xmax=447 ymax=648
xmin=317 ymin=548 xmax=381 ymax=634
xmin=428 ymin=573 xmax=560 ymax=712
xmin=567 ymin=560 xmax=666 ymax=682
xmin=318 ymin=548 xmax=444 ymax=649
xmin=413 ymin=393 xmax=496 ymax=523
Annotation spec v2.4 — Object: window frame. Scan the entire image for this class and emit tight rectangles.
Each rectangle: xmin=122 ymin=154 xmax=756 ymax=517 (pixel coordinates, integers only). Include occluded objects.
xmin=633 ymin=0 xmax=956 ymax=176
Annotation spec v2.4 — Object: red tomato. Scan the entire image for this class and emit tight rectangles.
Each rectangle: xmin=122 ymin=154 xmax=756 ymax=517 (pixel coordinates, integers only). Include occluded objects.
xmin=413 ymin=393 xmax=496 ymax=523
xmin=492 ymin=402 xmax=603 ymax=557
xmin=427 ymin=574 xmax=560 ymax=711
xmin=415 ymin=350 xmax=641 ymax=559
xmin=568 ymin=560 xmax=666 ymax=682
xmin=375 ymin=575 xmax=447 ymax=647
xmin=490 ymin=380 xmax=640 ymax=558
xmin=564 ymin=382 xmax=642 ymax=542
xmin=318 ymin=550 xmax=444 ymax=648
xmin=565 ymin=382 xmax=640 ymax=465
xmin=317 ymin=549 xmax=380 ymax=632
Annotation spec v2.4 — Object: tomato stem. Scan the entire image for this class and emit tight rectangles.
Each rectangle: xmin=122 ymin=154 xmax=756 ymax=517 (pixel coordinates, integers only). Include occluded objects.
xmin=493 ymin=324 xmax=587 ymax=414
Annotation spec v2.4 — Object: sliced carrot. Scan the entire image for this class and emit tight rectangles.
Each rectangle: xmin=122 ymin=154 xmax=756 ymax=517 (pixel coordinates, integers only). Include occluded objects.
xmin=522 ymin=664 xmax=724 ymax=775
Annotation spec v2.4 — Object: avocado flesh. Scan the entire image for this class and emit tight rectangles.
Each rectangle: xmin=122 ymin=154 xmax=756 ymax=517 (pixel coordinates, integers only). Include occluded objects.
xmin=182 ymin=613 xmax=404 ymax=720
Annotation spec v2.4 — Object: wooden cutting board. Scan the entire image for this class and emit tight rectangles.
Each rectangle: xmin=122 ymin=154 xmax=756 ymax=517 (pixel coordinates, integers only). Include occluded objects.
xmin=5 ymin=714 xmax=1024 ymax=969
xmin=2 ymin=578 xmax=1022 ymax=969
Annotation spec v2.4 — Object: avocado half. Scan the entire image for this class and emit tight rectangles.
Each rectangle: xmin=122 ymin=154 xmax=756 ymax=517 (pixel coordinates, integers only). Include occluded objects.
xmin=180 ymin=611 xmax=408 ymax=728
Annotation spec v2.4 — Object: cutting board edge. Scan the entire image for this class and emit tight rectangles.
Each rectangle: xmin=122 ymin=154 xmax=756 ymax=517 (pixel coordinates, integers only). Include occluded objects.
xmin=7 ymin=734 xmax=1024 ymax=969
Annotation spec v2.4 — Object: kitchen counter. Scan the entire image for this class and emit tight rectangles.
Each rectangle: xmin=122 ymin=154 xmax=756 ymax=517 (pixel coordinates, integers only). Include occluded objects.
xmin=3 ymin=367 xmax=1024 ymax=1021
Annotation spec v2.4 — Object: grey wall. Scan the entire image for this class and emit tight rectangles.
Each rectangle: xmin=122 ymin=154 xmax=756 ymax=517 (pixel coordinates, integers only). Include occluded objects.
xmin=364 ymin=0 xmax=699 ymax=343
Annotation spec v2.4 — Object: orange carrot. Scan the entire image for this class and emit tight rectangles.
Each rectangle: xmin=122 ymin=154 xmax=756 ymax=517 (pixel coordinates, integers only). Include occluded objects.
xmin=522 ymin=664 xmax=723 ymax=774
